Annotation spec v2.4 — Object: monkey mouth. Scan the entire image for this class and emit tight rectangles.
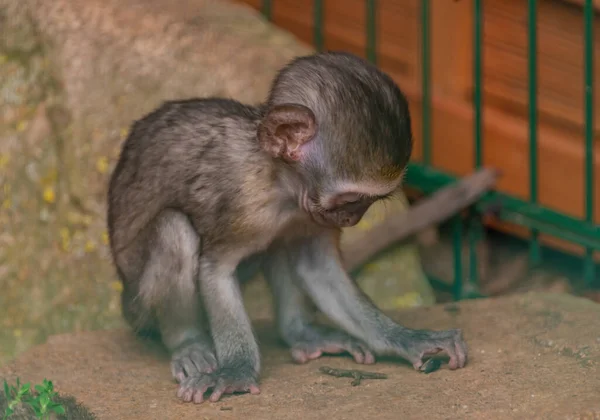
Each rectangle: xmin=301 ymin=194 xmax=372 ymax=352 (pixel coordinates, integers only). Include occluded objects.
xmin=300 ymin=190 xmax=330 ymax=227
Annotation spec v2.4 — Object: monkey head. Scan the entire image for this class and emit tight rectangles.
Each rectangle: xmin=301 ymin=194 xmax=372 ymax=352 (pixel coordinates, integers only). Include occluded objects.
xmin=258 ymin=51 xmax=413 ymax=229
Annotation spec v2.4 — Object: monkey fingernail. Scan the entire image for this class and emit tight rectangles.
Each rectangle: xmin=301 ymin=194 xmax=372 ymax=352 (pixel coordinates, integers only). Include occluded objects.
xmin=249 ymin=385 xmax=261 ymax=395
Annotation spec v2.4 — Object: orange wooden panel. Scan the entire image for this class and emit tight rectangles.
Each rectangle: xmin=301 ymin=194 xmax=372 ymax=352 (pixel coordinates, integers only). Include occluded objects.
xmin=484 ymin=0 xmax=600 ymax=134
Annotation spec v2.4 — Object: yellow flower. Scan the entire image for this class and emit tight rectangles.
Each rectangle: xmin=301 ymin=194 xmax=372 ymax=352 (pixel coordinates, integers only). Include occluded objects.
xmin=85 ymin=240 xmax=96 ymax=253
xmin=16 ymin=121 xmax=27 ymax=132
xmin=96 ymin=156 xmax=109 ymax=174
xmin=110 ymin=281 xmax=123 ymax=292
xmin=43 ymin=186 xmax=55 ymax=204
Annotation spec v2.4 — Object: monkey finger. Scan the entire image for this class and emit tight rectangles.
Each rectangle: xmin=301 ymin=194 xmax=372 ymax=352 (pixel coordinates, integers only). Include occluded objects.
xmin=291 ymin=349 xmax=322 ymax=364
xmin=455 ymin=332 xmax=468 ymax=368
xmin=177 ymin=386 xmax=194 ymax=403
xmin=362 ymin=350 xmax=376 ymax=365
xmin=178 ymin=374 xmax=216 ymax=403
xmin=192 ymin=384 xmax=212 ymax=404
xmin=209 ymin=376 xmax=260 ymax=402
xmin=189 ymin=348 xmax=218 ymax=373
xmin=171 ymin=361 xmax=186 ymax=383
xmin=343 ymin=343 xmax=375 ymax=364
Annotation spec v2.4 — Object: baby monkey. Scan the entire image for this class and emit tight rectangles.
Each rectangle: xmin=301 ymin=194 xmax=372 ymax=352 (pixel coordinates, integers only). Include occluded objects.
xmin=107 ymin=51 xmax=467 ymax=404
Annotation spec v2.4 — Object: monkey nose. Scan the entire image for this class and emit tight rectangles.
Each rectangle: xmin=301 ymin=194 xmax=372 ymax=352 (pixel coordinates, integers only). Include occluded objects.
xmin=338 ymin=213 xmax=361 ymax=227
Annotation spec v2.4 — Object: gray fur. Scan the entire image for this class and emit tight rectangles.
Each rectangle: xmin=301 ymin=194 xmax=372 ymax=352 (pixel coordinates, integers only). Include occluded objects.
xmin=107 ymin=51 xmax=465 ymax=404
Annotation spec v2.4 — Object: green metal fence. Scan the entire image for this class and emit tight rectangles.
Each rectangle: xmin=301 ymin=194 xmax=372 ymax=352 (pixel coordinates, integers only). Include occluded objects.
xmin=260 ymin=0 xmax=600 ymax=298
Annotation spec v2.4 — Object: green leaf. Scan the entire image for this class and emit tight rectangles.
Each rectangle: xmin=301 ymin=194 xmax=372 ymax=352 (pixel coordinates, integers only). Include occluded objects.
xmin=34 ymin=385 xmax=45 ymax=394
xmin=5 ymin=407 xmax=14 ymax=416
xmin=19 ymin=383 xmax=31 ymax=394
xmin=43 ymin=380 xmax=53 ymax=392
xmin=51 ymin=405 xmax=65 ymax=415
xmin=3 ymin=380 xmax=10 ymax=399
xmin=39 ymin=394 xmax=50 ymax=407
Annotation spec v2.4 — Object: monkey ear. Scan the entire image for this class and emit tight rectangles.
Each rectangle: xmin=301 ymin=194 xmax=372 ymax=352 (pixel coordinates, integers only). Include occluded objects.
xmin=258 ymin=104 xmax=317 ymax=162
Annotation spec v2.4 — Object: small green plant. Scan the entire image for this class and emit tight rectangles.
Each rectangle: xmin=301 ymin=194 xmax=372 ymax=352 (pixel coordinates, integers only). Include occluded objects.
xmin=2 ymin=378 xmax=65 ymax=419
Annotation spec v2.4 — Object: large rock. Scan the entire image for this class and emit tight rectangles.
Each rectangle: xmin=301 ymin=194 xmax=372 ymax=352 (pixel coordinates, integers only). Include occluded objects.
xmin=1 ymin=293 xmax=599 ymax=419
xmin=0 ymin=0 xmax=433 ymax=364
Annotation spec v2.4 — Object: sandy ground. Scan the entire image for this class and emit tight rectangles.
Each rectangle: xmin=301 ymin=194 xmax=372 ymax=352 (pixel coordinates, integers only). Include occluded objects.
xmin=1 ymin=292 xmax=599 ymax=420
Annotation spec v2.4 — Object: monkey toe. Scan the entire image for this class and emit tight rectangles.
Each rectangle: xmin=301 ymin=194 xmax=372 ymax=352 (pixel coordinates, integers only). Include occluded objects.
xmin=171 ymin=341 xmax=218 ymax=382
xmin=177 ymin=367 xmax=260 ymax=403
xmin=289 ymin=327 xmax=375 ymax=365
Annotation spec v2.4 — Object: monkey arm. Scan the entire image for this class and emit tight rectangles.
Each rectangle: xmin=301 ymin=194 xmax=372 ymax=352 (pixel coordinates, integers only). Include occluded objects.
xmin=342 ymin=167 xmax=500 ymax=272
xmin=262 ymin=244 xmax=375 ymax=364
xmin=289 ymin=232 xmax=467 ymax=371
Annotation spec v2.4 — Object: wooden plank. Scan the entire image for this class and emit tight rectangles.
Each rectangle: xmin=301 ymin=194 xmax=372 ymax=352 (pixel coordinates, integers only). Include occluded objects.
xmin=484 ymin=0 xmax=600 ymax=133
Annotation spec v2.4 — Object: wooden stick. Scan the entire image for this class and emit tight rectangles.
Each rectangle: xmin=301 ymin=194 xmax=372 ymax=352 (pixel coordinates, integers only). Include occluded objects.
xmin=342 ymin=167 xmax=501 ymax=272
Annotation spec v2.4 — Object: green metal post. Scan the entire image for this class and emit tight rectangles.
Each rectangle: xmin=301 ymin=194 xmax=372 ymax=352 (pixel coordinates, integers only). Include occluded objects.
xmin=583 ymin=0 xmax=596 ymax=286
xmin=466 ymin=0 xmax=484 ymax=298
xmin=314 ymin=0 xmax=324 ymax=52
xmin=366 ymin=0 xmax=377 ymax=64
xmin=528 ymin=0 xmax=542 ymax=266
xmin=261 ymin=0 xmax=272 ymax=21
xmin=421 ymin=0 xmax=431 ymax=165
xmin=452 ymin=216 xmax=464 ymax=301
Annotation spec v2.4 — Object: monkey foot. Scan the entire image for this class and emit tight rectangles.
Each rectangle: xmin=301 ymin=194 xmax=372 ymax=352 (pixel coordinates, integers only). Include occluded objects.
xmin=176 ymin=368 xmax=260 ymax=404
xmin=171 ymin=339 xmax=218 ymax=383
xmin=288 ymin=325 xmax=375 ymax=365
xmin=402 ymin=328 xmax=468 ymax=371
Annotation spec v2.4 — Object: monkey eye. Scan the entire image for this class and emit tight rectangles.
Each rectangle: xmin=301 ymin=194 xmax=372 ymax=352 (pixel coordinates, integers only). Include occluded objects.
xmin=335 ymin=192 xmax=362 ymax=205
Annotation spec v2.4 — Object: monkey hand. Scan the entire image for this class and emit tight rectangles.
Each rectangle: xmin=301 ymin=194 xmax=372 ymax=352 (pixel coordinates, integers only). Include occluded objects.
xmin=395 ymin=328 xmax=468 ymax=371
xmin=287 ymin=325 xmax=375 ymax=365
xmin=171 ymin=339 xmax=218 ymax=383
xmin=176 ymin=365 xmax=260 ymax=404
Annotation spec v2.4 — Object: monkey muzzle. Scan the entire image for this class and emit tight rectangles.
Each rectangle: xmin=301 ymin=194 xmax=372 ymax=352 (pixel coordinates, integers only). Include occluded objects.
xmin=320 ymin=208 xmax=367 ymax=228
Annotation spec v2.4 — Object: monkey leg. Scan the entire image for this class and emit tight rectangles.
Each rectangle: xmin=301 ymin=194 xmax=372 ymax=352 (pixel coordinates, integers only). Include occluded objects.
xmin=124 ymin=210 xmax=218 ymax=388
xmin=262 ymin=245 xmax=375 ymax=365
xmin=289 ymin=233 xmax=468 ymax=372
xmin=175 ymin=253 xmax=261 ymax=404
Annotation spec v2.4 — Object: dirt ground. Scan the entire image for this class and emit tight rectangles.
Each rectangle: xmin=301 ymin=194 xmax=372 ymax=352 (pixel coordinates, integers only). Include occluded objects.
xmin=1 ymin=292 xmax=599 ymax=420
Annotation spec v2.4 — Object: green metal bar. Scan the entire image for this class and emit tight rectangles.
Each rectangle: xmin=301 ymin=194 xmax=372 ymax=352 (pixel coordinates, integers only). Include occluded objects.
xmin=366 ymin=0 xmax=377 ymax=64
xmin=421 ymin=0 xmax=431 ymax=165
xmin=405 ymin=162 xmax=600 ymax=243
xmin=313 ymin=0 xmax=324 ymax=52
xmin=467 ymin=0 xmax=484 ymax=299
xmin=468 ymin=213 xmax=481 ymax=287
xmin=528 ymin=0 xmax=542 ymax=266
xmin=497 ymin=210 xmax=600 ymax=250
xmin=583 ymin=0 xmax=596 ymax=286
xmin=452 ymin=216 xmax=464 ymax=300
xmin=261 ymin=0 xmax=272 ymax=20
xmin=473 ymin=0 xmax=483 ymax=168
